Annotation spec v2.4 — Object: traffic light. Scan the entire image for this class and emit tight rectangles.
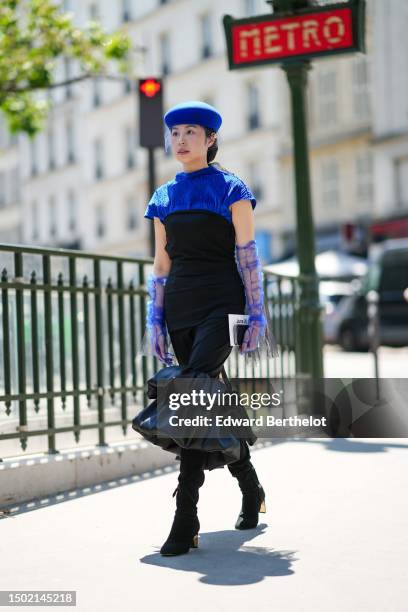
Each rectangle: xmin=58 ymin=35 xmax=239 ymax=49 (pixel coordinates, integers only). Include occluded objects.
xmin=138 ymin=78 xmax=164 ymax=148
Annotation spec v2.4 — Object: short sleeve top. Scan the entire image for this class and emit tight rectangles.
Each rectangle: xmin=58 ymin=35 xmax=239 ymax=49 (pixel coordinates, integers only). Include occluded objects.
xmin=144 ymin=164 xmax=256 ymax=224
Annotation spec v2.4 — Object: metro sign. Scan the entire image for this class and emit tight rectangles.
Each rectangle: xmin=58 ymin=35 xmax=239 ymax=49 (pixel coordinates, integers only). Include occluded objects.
xmin=223 ymin=1 xmax=365 ymax=68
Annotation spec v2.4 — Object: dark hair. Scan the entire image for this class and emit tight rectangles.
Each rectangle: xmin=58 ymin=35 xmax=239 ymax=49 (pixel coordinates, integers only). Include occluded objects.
xmin=204 ymin=126 xmax=230 ymax=172
xmin=204 ymin=126 xmax=218 ymax=163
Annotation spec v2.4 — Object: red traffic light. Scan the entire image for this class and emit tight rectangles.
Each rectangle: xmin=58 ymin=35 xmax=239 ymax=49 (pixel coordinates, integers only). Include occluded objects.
xmin=138 ymin=78 xmax=164 ymax=147
xmin=139 ymin=79 xmax=161 ymax=98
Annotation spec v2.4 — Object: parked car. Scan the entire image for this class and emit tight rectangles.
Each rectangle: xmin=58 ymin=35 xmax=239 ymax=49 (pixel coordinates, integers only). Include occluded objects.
xmin=320 ymin=280 xmax=358 ymax=345
xmin=323 ymin=291 xmax=370 ymax=351
xmin=266 ymin=278 xmax=361 ymax=350
xmin=326 ymin=239 xmax=408 ymax=351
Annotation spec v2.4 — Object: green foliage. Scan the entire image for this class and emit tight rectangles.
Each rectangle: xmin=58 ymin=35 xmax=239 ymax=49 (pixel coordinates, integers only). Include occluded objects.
xmin=0 ymin=0 xmax=132 ymax=136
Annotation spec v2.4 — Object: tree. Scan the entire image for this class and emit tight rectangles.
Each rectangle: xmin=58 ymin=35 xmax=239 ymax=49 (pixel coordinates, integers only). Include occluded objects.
xmin=0 ymin=0 xmax=133 ymax=135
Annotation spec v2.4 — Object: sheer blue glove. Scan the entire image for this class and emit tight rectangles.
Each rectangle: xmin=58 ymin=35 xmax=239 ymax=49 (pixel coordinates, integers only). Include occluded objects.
xmin=144 ymin=273 xmax=175 ymax=366
xmin=235 ymin=239 xmax=279 ymax=359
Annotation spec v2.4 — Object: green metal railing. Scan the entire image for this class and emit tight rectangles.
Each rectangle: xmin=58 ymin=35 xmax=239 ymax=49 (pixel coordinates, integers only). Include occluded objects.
xmin=0 ymin=243 xmax=309 ymax=457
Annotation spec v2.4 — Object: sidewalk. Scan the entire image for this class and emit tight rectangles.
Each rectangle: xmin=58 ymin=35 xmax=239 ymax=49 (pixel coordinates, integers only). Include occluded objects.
xmin=1 ymin=437 xmax=407 ymax=612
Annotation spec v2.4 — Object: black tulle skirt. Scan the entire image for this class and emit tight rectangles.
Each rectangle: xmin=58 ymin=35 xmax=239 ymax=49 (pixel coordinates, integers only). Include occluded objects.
xmin=132 ymin=365 xmax=257 ymax=471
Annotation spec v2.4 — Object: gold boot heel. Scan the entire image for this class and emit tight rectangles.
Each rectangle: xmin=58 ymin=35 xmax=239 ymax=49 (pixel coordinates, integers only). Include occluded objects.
xmin=259 ymin=499 xmax=266 ymax=513
xmin=192 ymin=534 xmax=199 ymax=548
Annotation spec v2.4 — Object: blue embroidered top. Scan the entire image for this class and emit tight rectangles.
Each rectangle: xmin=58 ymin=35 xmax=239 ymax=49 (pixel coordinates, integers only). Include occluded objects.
xmin=144 ymin=164 xmax=256 ymax=224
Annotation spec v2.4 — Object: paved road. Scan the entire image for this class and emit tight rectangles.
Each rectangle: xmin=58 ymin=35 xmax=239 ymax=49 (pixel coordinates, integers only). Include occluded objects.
xmin=1 ymin=437 xmax=408 ymax=612
xmin=324 ymin=344 xmax=408 ymax=377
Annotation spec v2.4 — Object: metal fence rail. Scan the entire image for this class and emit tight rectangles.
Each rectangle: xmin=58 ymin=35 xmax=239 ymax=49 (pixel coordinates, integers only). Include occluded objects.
xmin=0 ymin=243 xmax=304 ymax=458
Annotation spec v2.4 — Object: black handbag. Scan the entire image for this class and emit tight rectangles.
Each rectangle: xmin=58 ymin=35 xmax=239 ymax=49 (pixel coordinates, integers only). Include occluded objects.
xmin=132 ymin=365 xmax=257 ymax=471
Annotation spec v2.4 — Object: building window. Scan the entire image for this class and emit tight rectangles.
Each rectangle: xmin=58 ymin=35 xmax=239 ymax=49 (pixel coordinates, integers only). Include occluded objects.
xmin=9 ymin=132 xmax=18 ymax=147
xmin=247 ymin=83 xmax=260 ymax=130
xmin=94 ymin=138 xmax=104 ymax=180
xmin=47 ymin=125 xmax=56 ymax=171
xmin=394 ymin=156 xmax=408 ymax=209
xmin=244 ymin=0 xmax=258 ymax=16
xmin=123 ymin=77 xmax=132 ymax=95
xmin=201 ymin=96 xmax=214 ymax=108
xmin=49 ymin=195 xmax=57 ymax=238
xmin=66 ymin=117 xmax=75 ymax=164
xmin=29 ymin=138 xmax=38 ymax=177
xmin=356 ymin=151 xmax=373 ymax=208
xmin=0 ymin=172 xmax=5 ymax=209
xmin=32 ymin=201 xmax=39 ymax=241
xmin=352 ymin=57 xmax=370 ymax=121
xmin=126 ymin=196 xmax=138 ymax=230
xmin=0 ymin=117 xmax=6 ymax=149
xmin=9 ymin=167 xmax=20 ymax=204
xmin=125 ymin=127 xmax=136 ymax=170
xmin=159 ymin=33 xmax=171 ymax=76
xmin=321 ymin=158 xmax=340 ymax=209
xmin=92 ymin=77 xmax=102 ymax=107
xmin=89 ymin=2 xmax=99 ymax=20
xmin=248 ymin=162 xmax=263 ymax=201
xmin=46 ymin=87 xmax=55 ymax=108
xmin=122 ymin=0 xmax=131 ymax=22
xmin=95 ymin=203 xmax=105 ymax=238
xmin=94 ymin=138 xmax=105 ymax=181
xmin=67 ymin=190 xmax=77 ymax=233
xmin=200 ymin=14 xmax=213 ymax=59
xmin=306 ymin=79 xmax=315 ymax=129
xmin=64 ymin=57 xmax=73 ymax=99
xmin=317 ymin=69 xmax=337 ymax=125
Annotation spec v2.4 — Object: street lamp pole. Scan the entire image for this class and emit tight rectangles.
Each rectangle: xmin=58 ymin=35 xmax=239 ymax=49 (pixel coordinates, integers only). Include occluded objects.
xmin=284 ymin=60 xmax=324 ymax=380
xmin=271 ymin=0 xmax=324 ymax=380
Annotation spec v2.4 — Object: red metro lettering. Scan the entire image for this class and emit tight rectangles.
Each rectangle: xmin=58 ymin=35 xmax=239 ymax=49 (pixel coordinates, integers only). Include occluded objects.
xmin=232 ymin=8 xmax=353 ymax=63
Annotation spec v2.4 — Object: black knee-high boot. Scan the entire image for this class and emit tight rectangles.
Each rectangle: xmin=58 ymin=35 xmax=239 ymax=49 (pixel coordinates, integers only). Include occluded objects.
xmin=160 ymin=448 xmax=206 ymax=556
xmin=227 ymin=442 xmax=266 ymax=529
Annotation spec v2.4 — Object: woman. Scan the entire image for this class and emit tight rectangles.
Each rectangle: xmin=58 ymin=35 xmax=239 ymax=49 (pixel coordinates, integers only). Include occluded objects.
xmin=141 ymin=101 xmax=279 ymax=556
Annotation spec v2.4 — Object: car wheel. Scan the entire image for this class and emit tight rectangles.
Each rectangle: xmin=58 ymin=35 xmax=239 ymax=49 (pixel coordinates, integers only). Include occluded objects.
xmin=339 ymin=327 xmax=357 ymax=352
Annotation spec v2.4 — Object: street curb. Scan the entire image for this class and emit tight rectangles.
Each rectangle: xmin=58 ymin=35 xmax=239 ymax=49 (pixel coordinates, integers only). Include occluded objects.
xmin=0 ymin=431 xmax=328 ymax=509
xmin=0 ymin=437 xmax=179 ymax=507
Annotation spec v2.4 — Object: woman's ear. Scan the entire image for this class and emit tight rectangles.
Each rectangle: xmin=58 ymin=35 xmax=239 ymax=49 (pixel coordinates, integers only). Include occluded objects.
xmin=207 ymin=132 xmax=216 ymax=148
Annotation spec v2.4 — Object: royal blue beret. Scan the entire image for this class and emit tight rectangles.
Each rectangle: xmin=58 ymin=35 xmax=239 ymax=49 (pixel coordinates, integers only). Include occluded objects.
xmin=164 ymin=100 xmax=222 ymax=131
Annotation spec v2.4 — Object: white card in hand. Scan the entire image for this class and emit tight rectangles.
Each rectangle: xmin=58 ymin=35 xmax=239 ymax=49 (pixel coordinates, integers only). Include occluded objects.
xmin=228 ymin=314 xmax=250 ymax=347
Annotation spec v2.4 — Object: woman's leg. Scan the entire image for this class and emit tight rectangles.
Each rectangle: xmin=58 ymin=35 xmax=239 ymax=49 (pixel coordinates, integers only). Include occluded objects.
xmin=185 ymin=318 xmax=266 ymax=530
xmin=168 ymin=326 xmax=195 ymax=368
xmin=186 ymin=316 xmax=232 ymax=377
xmin=227 ymin=439 xmax=266 ymax=529
xmin=160 ymin=326 xmax=207 ymax=555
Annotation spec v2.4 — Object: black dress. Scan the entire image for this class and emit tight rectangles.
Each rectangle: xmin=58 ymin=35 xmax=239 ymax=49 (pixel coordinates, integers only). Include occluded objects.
xmin=163 ymin=209 xmax=246 ymax=333
xmin=138 ymin=165 xmax=260 ymax=470
xmin=154 ymin=210 xmax=256 ymax=471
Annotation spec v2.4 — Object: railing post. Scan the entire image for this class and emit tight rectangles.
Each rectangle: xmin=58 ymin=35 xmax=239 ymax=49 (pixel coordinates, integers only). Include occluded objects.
xmin=69 ymin=258 xmax=81 ymax=443
xmin=43 ymin=254 xmax=58 ymax=454
xmin=94 ymin=259 xmax=107 ymax=447
xmin=117 ymin=261 xmax=127 ymax=434
xmin=14 ymin=252 xmax=28 ymax=451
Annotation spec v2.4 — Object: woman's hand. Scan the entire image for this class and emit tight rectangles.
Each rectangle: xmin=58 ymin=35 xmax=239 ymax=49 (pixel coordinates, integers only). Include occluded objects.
xmin=151 ymin=320 xmax=175 ymax=366
xmin=145 ymin=273 xmax=175 ymax=366
xmin=239 ymin=318 xmax=265 ymax=354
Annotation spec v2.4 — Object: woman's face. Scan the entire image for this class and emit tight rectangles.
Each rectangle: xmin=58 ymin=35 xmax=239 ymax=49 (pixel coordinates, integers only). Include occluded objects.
xmin=170 ymin=124 xmax=216 ymax=166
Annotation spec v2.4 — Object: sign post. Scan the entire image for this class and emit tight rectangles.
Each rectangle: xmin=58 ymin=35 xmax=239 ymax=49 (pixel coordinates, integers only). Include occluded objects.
xmin=223 ymin=0 xmax=365 ymax=380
